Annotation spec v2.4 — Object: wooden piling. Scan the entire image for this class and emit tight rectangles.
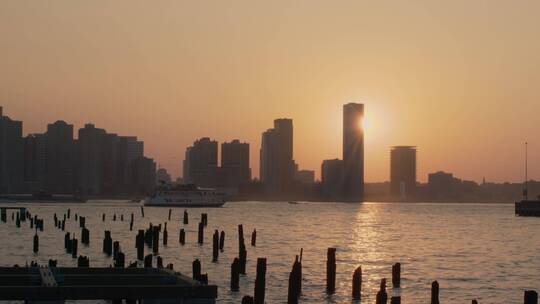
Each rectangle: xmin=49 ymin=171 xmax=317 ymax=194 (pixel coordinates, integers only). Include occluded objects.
xmin=163 ymin=227 xmax=168 ymax=246
xmin=71 ymin=238 xmax=78 ymax=258
xmin=251 ymin=229 xmax=257 ymax=246
xmin=64 ymin=232 xmax=71 ymax=251
xmin=144 ymin=254 xmax=152 ymax=268
xmin=254 ymin=258 xmax=267 ymax=304
xmin=81 ymin=228 xmax=90 ymax=245
xmin=113 ymin=241 xmax=120 ymax=260
xmin=198 ymin=222 xmax=204 ymax=244
xmin=352 ymin=266 xmax=362 ymax=300
xmin=33 ymin=234 xmax=39 ymax=254
xmin=140 ymin=206 xmax=144 ymax=217
xmin=179 ymin=229 xmax=186 ymax=245
xmin=192 ymin=259 xmax=201 ymax=281
xmin=152 ymin=226 xmax=159 ymax=254
xmin=219 ymin=230 xmax=225 ymax=251
xmin=242 ymin=296 xmax=254 ymax=304
xmin=201 ymin=213 xmax=208 ymax=226
xmin=168 ymin=209 xmax=172 ymax=221
xmin=212 ymin=230 xmax=219 ymax=262
xmin=102 ymin=213 xmax=105 ymax=221
xmin=231 ymin=258 xmax=240 ymax=291
xmin=472 ymin=300 xmax=478 ymax=304
xmin=77 ymin=255 xmax=89 ymax=267
xmin=525 ymin=290 xmax=538 ymax=304
xmin=326 ymin=248 xmax=336 ymax=294
xmin=183 ymin=210 xmax=188 ymax=224
xmin=157 ymin=256 xmax=163 ymax=268
xmin=391 ymin=296 xmax=401 ymax=304
xmin=392 ymin=263 xmax=401 ymax=288
xmin=103 ymin=231 xmax=113 ymax=256
xmin=376 ymin=279 xmax=388 ymax=304
xmin=136 ymin=230 xmax=144 ymax=260
xmin=431 ymin=281 xmax=439 ymax=304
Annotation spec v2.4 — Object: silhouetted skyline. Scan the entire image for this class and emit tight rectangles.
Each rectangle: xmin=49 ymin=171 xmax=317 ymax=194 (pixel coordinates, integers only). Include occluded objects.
xmin=2 ymin=1 xmax=540 ymax=183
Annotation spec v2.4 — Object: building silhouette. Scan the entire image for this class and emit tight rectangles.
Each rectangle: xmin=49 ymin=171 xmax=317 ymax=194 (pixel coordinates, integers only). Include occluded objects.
xmin=0 ymin=108 xmax=24 ymax=193
xmin=321 ymin=159 xmax=344 ymax=199
xmin=260 ymin=118 xmax=295 ymax=195
xmin=390 ymin=146 xmax=417 ymax=199
xmin=295 ymin=170 xmax=315 ymax=184
xmin=221 ymin=139 xmax=251 ymax=188
xmin=342 ymin=103 xmax=364 ymax=201
xmin=22 ymin=134 xmax=47 ymax=190
xmin=183 ymin=137 xmax=218 ymax=187
xmin=156 ymin=168 xmax=172 ymax=184
xmin=45 ymin=121 xmax=76 ymax=193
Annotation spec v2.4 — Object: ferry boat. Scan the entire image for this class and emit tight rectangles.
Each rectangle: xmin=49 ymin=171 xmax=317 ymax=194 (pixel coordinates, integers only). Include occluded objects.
xmin=515 ymin=142 xmax=540 ymax=216
xmin=144 ymin=184 xmax=226 ymax=207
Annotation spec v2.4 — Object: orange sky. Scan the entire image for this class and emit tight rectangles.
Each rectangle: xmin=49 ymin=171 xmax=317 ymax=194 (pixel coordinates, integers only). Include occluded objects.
xmin=2 ymin=1 xmax=540 ymax=182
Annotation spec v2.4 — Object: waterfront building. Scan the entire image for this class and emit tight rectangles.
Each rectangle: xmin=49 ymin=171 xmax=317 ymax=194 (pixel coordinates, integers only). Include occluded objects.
xmin=260 ymin=118 xmax=295 ymax=195
xmin=390 ymin=146 xmax=417 ymax=199
xmin=221 ymin=139 xmax=251 ymax=188
xmin=342 ymin=103 xmax=364 ymax=201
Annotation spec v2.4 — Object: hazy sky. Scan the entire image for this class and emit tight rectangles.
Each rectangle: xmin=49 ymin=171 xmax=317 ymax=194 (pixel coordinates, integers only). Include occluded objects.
xmin=2 ymin=1 xmax=540 ymax=182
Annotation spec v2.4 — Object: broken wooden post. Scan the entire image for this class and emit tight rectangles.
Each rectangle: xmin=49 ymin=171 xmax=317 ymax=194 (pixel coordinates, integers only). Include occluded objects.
xmin=183 ymin=210 xmax=188 ymax=224
xmin=472 ymin=300 xmax=478 ymax=304
xmin=326 ymin=248 xmax=336 ymax=294
xmin=192 ymin=259 xmax=201 ymax=281
xmin=242 ymin=296 xmax=254 ymax=304
xmin=64 ymin=232 xmax=71 ymax=251
xmin=77 ymin=255 xmax=89 ymax=267
xmin=144 ymin=254 xmax=152 ymax=268
xmin=120 ymin=214 xmax=124 ymax=221
xmin=81 ymin=228 xmax=90 ymax=245
xmin=431 ymin=281 xmax=439 ymax=304
xmin=525 ymin=290 xmax=538 ymax=304
xmin=103 ymin=231 xmax=113 ymax=256
xmin=33 ymin=233 xmax=39 ymax=254
xmin=168 ymin=209 xmax=172 ymax=221
xmin=376 ymin=279 xmax=388 ymax=304
xmin=136 ymin=230 xmax=144 ymax=260
xmin=140 ymin=206 xmax=144 ymax=217
xmin=391 ymin=296 xmax=401 ymax=304
xmin=212 ymin=230 xmax=219 ymax=262
xmin=113 ymin=241 xmax=120 ymax=260
xmin=179 ymin=229 xmax=185 ymax=245
xmin=157 ymin=256 xmax=163 ymax=268
xmin=79 ymin=216 xmax=85 ymax=228
xmin=152 ymin=226 xmax=159 ymax=254
xmin=231 ymin=257 xmax=240 ymax=291
xmin=251 ymin=229 xmax=257 ymax=246
xmin=102 ymin=213 xmax=105 ymax=221
xmin=254 ymin=258 xmax=267 ymax=304
xmin=71 ymin=237 xmax=78 ymax=258
xmin=219 ymin=230 xmax=225 ymax=251
xmin=352 ymin=266 xmax=362 ymax=300
xmin=392 ymin=263 xmax=401 ymax=288
xmin=16 ymin=213 xmax=20 ymax=228
xmin=198 ymin=222 xmax=204 ymax=244
xmin=163 ymin=226 xmax=168 ymax=246
xmin=114 ymin=252 xmax=125 ymax=268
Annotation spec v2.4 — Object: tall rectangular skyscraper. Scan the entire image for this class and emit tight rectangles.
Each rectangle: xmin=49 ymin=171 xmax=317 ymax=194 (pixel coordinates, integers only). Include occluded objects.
xmin=390 ymin=146 xmax=417 ymax=199
xmin=221 ymin=140 xmax=251 ymax=188
xmin=342 ymin=103 xmax=364 ymax=201
xmin=260 ymin=118 xmax=294 ymax=195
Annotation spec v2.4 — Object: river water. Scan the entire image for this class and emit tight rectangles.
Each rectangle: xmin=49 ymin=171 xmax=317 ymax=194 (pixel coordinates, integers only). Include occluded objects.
xmin=0 ymin=201 xmax=538 ymax=303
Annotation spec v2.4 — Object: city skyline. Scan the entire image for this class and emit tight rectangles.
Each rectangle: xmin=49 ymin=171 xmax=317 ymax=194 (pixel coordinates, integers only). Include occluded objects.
xmin=3 ymin=1 xmax=540 ymax=183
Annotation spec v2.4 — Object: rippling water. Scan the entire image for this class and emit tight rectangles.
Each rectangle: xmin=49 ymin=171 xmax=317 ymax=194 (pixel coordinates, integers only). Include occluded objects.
xmin=0 ymin=201 xmax=539 ymax=303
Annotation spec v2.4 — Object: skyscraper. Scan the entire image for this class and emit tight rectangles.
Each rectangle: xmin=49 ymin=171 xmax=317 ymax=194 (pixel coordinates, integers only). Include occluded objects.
xmin=342 ymin=103 xmax=364 ymax=202
xmin=0 ymin=107 xmax=24 ymax=193
xmin=45 ymin=121 xmax=76 ymax=193
xmin=260 ymin=118 xmax=294 ymax=195
xmin=183 ymin=137 xmax=218 ymax=187
xmin=221 ymin=140 xmax=251 ymax=188
xmin=321 ymin=159 xmax=344 ymax=199
xmin=390 ymin=146 xmax=417 ymax=199
xmin=78 ymin=123 xmax=107 ymax=195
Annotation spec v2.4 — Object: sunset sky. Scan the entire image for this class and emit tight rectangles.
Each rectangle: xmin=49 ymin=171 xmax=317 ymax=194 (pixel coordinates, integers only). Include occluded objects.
xmin=2 ymin=1 xmax=540 ymax=182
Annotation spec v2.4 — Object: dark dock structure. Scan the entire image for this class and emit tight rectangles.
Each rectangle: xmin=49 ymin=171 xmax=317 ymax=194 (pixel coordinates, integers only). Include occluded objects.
xmin=0 ymin=266 xmax=217 ymax=303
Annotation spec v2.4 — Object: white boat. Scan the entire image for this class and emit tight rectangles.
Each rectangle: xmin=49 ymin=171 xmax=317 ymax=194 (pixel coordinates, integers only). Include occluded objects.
xmin=144 ymin=184 xmax=226 ymax=207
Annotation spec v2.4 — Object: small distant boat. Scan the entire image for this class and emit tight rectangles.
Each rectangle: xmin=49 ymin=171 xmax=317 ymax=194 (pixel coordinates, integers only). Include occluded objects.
xmin=145 ymin=184 xmax=226 ymax=207
xmin=515 ymin=142 xmax=540 ymax=216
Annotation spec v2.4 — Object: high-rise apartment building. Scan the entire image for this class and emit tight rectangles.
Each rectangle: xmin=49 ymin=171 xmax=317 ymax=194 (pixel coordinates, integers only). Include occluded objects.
xmin=342 ymin=103 xmax=364 ymax=201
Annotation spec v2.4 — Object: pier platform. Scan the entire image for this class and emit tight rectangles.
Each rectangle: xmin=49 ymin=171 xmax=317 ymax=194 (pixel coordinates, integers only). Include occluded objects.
xmin=0 ymin=267 xmax=217 ymax=303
